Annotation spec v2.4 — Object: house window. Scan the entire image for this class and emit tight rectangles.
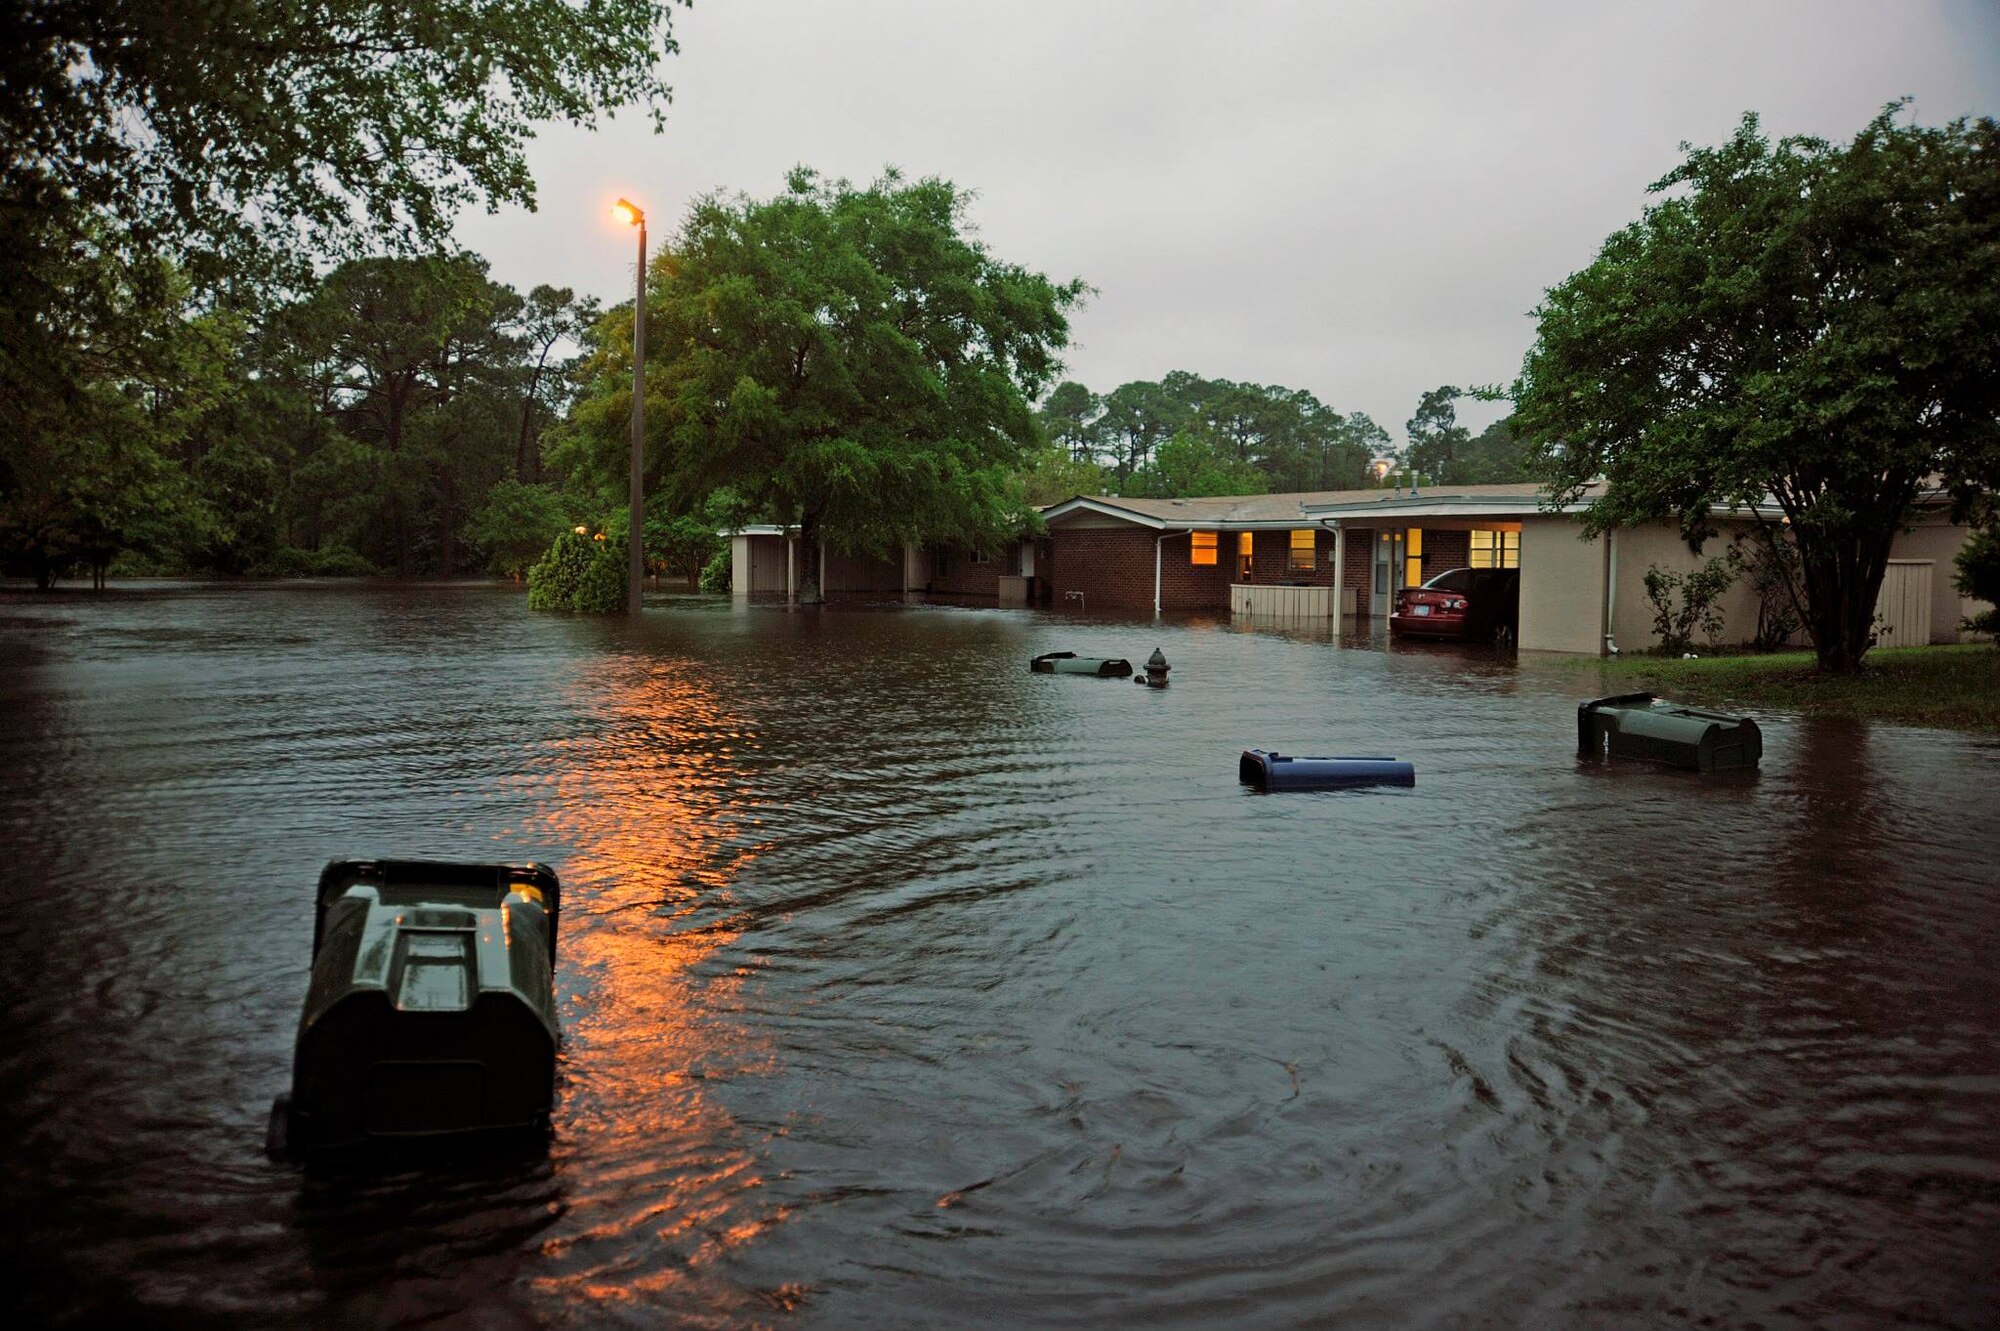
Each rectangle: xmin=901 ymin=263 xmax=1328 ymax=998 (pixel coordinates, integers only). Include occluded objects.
xmin=1190 ymin=531 xmax=1217 ymax=566
xmin=1404 ymin=528 xmax=1424 ymax=588
xmin=1237 ymin=531 xmax=1254 ymax=580
xmin=970 ymin=548 xmax=990 ymax=565
xmin=1288 ymin=529 xmax=1316 ymax=572
xmin=1469 ymin=529 xmax=1520 ymax=569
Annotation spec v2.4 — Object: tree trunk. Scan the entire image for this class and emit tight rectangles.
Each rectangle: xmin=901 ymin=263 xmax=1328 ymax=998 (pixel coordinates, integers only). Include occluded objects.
xmin=798 ymin=510 xmax=825 ymax=604
xmin=1800 ymin=529 xmax=1893 ymax=673
xmin=439 ymin=473 xmax=455 ymax=578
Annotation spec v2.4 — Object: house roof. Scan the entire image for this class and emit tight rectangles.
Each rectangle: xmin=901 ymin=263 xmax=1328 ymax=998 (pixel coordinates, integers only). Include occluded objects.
xmin=1042 ymin=483 xmax=1590 ymax=529
xmin=1301 ymin=482 xmax=1600 ymax=519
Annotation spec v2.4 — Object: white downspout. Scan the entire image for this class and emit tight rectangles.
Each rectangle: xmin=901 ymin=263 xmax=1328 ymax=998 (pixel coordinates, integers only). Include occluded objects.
xmin=785 ymin=534 xmax=795 ymax=603
xmin=1604 ymin=528 xmax=1619 ymax=655
xmin=1155 ymin=528 xmax=1192 ymax=617
xmin=1320 ymin=519 xmax=1345 ymax=620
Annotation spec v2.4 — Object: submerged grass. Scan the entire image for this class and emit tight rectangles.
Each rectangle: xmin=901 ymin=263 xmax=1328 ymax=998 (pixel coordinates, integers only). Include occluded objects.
xmin=1561 ymin=643 xmax=2000 ymax=733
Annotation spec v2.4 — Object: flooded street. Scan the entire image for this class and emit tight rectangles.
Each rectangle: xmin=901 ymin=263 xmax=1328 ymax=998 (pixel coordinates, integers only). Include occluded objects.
xmin=1 ymin=582 xmax=1995 ymax=1328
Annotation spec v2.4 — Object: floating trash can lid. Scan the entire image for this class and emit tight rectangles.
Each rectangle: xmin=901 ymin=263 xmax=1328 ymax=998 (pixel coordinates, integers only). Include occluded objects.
xmin=1239 ymin=749 xmax=1415 ymax=790
xmin=1577 ymin=692 xmax=1761 ymax=772
xmin=275 ymin=859 xmax=562 ymax=1155
xmin=1031 ymin=651 xmax=1134 ymax=677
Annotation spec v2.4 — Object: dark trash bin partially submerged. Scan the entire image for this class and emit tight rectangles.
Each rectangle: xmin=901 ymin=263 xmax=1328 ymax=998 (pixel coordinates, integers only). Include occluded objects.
xmin=268 ymin=858 xmax=562 ymax=1157
xmin=1031 ymin=651 xmax=1133 ymax=677
xmin=1577 ymin=692 xmax=1762 ymax=772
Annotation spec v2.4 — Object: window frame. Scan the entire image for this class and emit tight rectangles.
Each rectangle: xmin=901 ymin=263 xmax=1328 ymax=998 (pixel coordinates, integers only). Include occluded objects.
xmin=1287 ymin=528 xmax=1316 ymax=573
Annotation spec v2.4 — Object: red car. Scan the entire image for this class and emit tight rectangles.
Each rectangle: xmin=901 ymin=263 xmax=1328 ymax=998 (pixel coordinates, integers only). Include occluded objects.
xmin=1389 ymin=567 xmax=1520 ymax=644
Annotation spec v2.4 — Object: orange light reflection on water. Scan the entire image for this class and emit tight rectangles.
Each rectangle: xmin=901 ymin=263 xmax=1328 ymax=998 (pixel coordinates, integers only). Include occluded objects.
xmin=511 ymin=660 xmax=790 ymax=1316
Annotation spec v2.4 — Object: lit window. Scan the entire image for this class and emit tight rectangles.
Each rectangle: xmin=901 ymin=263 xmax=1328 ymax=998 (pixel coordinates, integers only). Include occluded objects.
xmin=1238 ymin=532 xmax=1253 ymax=556
xmin=1191 ymin=531 xmax=1217 ymax=566
xmin=1469 ymin=529 xmax=1520 ymax=569
xmin=1288 ymin=529 xmax=1316 ymax=572
xmin=1404 ymin=528 xmax=1424 ymax=588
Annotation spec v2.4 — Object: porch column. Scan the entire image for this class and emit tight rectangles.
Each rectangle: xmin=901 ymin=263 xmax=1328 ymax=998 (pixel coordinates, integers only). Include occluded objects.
xmin=1332 ymin=522 xmax=1346 ymax=619
xmin=730 ymin=534 xmax=751 ymax=597
xmin=786 ymin=536 xmax=795 ymax=602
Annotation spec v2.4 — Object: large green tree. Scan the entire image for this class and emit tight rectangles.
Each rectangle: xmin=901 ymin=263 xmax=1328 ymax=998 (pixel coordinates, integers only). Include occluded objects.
xmin=1071 ymin=371 xmax=1378 ymax=493
xmin=643 ymin=168 xmax=1085 ymax=602
xmin=1039 ymin=381 xmax=1104 ymax=464
xmin=290 ymin=253 xmax=527 ymax=575
xmin=1405 ymin=385 xmax=1469 ymax=483
xmin=1514 ymin=106 xmax=2000 ymax=671
xmin=1123 ymin=429 xmax=1269 ymax=499
xmin=2 ymin=0 xmax=684 ymax=578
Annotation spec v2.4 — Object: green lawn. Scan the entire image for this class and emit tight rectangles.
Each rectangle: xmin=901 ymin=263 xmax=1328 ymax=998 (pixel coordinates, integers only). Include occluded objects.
xmin=1558 ymin=643 xmax=2000 ymax=733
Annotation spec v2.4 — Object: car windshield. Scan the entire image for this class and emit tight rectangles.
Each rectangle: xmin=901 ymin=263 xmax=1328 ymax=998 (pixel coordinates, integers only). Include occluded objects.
xmin=1423 ymin=568 xmax=1474 ymax=592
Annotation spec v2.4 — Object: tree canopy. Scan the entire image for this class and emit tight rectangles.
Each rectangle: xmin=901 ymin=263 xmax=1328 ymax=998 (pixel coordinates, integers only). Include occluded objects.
xmin=629 ymin=168 xmax=1086 ymax=601
xmin=1034 ymin=372 xmax=1387 ymax=496
xmin=2 ymin=0 xmax=684 ymax=581
xmin=1513 ymin=105 xmax=2000 ymax=670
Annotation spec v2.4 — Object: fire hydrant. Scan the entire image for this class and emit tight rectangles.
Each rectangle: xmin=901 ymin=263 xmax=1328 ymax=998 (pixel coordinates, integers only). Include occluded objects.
xmin=1135 ymin=647 xmax=1171 ymax=688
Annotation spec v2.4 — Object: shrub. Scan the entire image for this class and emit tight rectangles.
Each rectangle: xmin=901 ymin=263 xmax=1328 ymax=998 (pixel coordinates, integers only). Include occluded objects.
xmin=309 ymin=546 xmax=378 ymax=577
xmin=249 ymin=545 xmax=378 ymax=578
xmin=527 ymin=530 xmax=625 ymax=613
xmin=1644 ymin=556 xmax=1738 ymax=654
xmin=466 ymin=481 xmax=572 ymax=579
xmin=699 ymin=547 xmax=732 ymax=593
xmin=1733 ymin=529 xmax=1804 ymax=651
xmin=1955 ymin=526 xmax=2000 ymax=635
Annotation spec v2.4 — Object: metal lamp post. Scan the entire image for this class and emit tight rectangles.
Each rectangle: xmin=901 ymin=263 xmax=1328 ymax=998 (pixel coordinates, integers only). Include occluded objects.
xmin=617 ymin=197 xmax=647 ymax=615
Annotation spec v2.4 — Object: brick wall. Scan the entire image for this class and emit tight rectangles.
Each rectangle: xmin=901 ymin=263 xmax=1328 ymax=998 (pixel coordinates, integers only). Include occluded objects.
xmin=1049 ymin=527 xmax=1241 ymax=610
xmin=1422 ymin=529 xmax=1470 ymax=580
xmin=1233 ymin=529 xmax=1340 ymax=586
xmin=927 ymin=544 xmax=1010 ymax=598
xmin=1045 ymin=522 xmax=1498 ymax=617
xmin=1345 ymin=530 xmax=1375 ymax=617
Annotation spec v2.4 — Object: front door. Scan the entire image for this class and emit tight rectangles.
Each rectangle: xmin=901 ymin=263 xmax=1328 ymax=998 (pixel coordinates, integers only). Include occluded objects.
xmin=1372 ymin=531 xmax=1402 ymax=615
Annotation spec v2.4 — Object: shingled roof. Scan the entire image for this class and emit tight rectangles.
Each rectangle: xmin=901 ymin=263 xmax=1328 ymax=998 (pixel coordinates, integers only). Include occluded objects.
xmin=1041 ymin=483 xmax=1570 ymax=528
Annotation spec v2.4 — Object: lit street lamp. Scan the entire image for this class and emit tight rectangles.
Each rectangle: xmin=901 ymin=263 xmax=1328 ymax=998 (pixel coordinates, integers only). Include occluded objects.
xmin=615 ymin=197 xmax=647 ymax=615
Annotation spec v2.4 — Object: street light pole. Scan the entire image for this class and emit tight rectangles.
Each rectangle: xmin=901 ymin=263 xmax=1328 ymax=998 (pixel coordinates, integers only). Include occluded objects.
xmin=619 ymin=197 xmax=648 ymax=616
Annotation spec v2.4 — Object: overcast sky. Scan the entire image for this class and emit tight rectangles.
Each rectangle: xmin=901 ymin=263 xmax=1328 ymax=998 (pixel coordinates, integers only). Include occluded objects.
xmin=455 ymin=0 xmax=1999 ymax=444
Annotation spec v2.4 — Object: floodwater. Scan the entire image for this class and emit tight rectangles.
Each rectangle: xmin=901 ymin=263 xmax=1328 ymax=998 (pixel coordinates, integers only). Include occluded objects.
xmin=1 ymin=582 xmax=1995 ymax=1329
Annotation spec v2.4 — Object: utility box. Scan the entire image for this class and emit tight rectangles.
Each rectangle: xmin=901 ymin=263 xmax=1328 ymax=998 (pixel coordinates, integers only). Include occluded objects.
xmin=1577 ymin=692 xmax=1762 ymax=772
xmin=270 ymin=859 xmax=562 ymax=1155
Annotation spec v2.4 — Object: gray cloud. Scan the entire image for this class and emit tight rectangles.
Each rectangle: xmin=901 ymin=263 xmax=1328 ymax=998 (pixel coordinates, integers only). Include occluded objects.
xmin=454 ymin=0 xmax=2000 ymax=443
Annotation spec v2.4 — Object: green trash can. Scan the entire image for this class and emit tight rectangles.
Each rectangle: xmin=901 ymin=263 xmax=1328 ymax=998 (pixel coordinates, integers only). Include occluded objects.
xmin=1577 ymin=692 xmax=1762 ymax=772
xmin=269 ymin=858 xmax=561 ymax=1156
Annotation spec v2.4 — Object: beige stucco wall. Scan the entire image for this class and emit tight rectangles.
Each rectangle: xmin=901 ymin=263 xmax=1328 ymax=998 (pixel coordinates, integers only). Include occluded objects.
xmin=1518 ymin=515 xmax=1605 ymax=654
xmin=1607 ymin=513 xmax=1971 ymax=652
xmin=1888 ymin=514 xmax=1971 ymax=644
xmin=1606 ymin=522 xmax=1774 ymax=653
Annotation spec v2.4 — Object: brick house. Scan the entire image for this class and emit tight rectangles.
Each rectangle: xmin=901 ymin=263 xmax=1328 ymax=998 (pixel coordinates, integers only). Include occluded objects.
xmin=1041 ymin=488 xmax=1481 ymax=616
xmin=1044 ymin=485 xmax=1978 ymax=653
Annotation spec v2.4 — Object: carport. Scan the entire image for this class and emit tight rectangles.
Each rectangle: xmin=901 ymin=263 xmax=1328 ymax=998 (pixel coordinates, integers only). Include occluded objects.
xmin=1303 ymin=483 xmax=1974 ymax=654
xmin=1300 ymin=485 xmax=1602 ymax=652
